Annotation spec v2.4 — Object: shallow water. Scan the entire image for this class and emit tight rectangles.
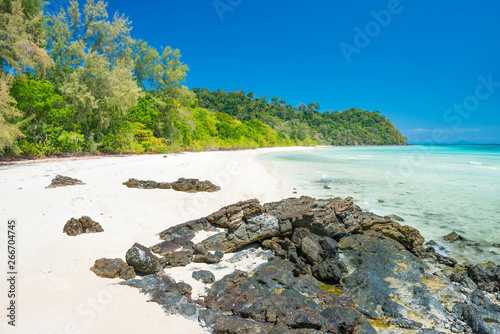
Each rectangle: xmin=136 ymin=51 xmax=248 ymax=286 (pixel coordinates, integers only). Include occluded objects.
xmin=260 ymin=145 xmax=500 ymax=264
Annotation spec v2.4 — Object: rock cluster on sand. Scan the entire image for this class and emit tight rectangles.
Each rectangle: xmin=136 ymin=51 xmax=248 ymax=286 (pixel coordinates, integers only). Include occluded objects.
xmin=46 ymin=174 xmax=85 ymax=188
xmin=90 ymin=258 xmax=135 ymax=279
xmin=92 ymin=196 xmax=500 ymax=333
xmin=63 ymin=216 xmax=103 ymax=236
xmin=123 ymin=177 xmax=220 ymax=193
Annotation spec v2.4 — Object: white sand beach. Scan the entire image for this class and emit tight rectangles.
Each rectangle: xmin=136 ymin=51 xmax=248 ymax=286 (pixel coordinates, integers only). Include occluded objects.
xmin=0 ymin=147 xmax=313 ymax=334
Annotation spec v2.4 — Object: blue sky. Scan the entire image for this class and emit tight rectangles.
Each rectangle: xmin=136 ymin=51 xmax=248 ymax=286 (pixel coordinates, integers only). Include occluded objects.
xmin=47 ymin=0 xmax=500 ymax=144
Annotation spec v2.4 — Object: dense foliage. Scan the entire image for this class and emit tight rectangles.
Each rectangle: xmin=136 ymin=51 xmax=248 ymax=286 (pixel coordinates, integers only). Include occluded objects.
xmin=0 ymin=0 xmax=406 ymax=157
xmin=193 ymin=88 xmax=407 ymax=146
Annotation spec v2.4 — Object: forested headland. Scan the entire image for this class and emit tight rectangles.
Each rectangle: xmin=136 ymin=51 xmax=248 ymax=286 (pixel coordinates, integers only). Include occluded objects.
xmin=0 ymin=0 xmax=407 ymax=157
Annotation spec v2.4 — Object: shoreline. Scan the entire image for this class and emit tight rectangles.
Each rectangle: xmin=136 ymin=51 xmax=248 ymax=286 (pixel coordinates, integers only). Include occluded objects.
xmin=0 ymin=146 xmax=317 ymax=333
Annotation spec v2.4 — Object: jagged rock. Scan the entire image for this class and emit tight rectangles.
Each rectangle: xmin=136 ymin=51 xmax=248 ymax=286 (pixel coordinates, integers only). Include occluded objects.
xmin=386 ymin=214 xmax=404 ymax=222
xmin=466 ymin=265 xmax=500 ymax=293
xmin=113 ymin=197 xmax=494 ymax=333
xmin=452 ymin=289 xmax=500 ymax=334
xmin=460 ymin=276 xmax=478 ymax=295
xmin=339 ymin=230 xmax=452 ymax=325
xmin=171 ymin=178 xmax=220 ymax=192
xmin=125 ymin=243 xmax=160 ymax=274
xmin=359 ymin=213 xmax=424 ymax=252
xmin=198 ymin=310 xmax=278 ymax=333
xmin=323 ymin=185 xmax=331 ymax=189
xmin=164 ymin=250 xmax=193 ymax=267
xmin=315 ymin=259 xmax=343 ymax=283
xmin=202 ymin=259 xmax=367 ymax=333
xmin=123 ymin=177 xmax=220 ymax=192
xmin=151 ymin=218 xmax=216 ymax=256
xmin=90 ymin=258 xmax=135 ymax=279
xmin=202 ymin=212 xmax=292 ymax=253
xmin=193 ymin=251 xmax=223 ymax=264
xmin=192 ymin=270 xmax=215 ymax=284
xmin=63 ymin=216 xmax=103 ymax=236
xmin=207 ymin=199 xmax=262 ymax=228
xmin=123 ymin=178 xmax=170 ymax=189
xmin=435 ymin=253 xmax=457 ymax=267
xmin=263 ymin=196 xmax=362 ymax=239
xmin=443 ymin=231 xmax=466 ymax=243
xmin=46 ymin=174 xmax=85 ymax=188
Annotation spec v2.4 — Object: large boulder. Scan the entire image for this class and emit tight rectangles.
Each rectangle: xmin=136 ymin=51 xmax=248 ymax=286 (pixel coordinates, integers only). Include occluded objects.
xmin=63 ymin=216 xmax=104 ymax=236
xmin=263 ymin=196 xmax=362 ymax=239
xmin=90 ymin=258 xmax=135 ymax=279
xmin=126 ymin=243 xmax=160 ymax=274
xmin=466 ymin=265 xmax=500 ymax=293
xmin=359 ymin=213 xmax=425 ymax=252
xmin=46 ymin=175 xmax=85 ymax=188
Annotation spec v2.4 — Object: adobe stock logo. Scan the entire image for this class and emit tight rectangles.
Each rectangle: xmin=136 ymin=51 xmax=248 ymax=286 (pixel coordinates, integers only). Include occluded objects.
xmin=213 ymin=0 xmax=243 ymax=22
xmin=339 ymin=0 xmax=407 ymax=63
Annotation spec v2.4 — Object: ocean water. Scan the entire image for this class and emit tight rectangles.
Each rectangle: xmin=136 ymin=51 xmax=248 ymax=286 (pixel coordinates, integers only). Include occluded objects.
xmin=260 ymin=145 xmax=500 ymax=264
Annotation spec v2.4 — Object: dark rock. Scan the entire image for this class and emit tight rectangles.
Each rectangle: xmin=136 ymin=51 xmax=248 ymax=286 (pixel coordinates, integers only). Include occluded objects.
xmin=151 ymin=218 xmax=215 ymax=256
xmin=123 ymin=177 xmax=220 ymax=192
xmin=459 ymin=276 xmax=478 ymax=295
xmin=63 ymin=216 xmax=103 ymax=236
xmin=435 ymin=253 xmax=457 ymax=267
xmin=90 ymin=258 xmax=135 ymax=279
xmin=452 ymin=303 xmax=491 ymax=334
xmin=292 ymin=228 xmax=323 ymax=265
xmin=171 ymin=178 xmax=220 ymax=193
xmin=323 ymin=185 xmax=331 ymax=189
xmin=321 ymin=307 xmax=359 ymax=333
xmin=450 ymin=272 xmax=464 ymax=283
xmin=193 ymin=251 xmax=223 ymax=264
xmin=126 ymin=243 xmax=160 ymax=274
xmin=426 ymin=240 xmax=438 ymax=246
xmin=467 ymin=265 xmax=499 ymax=293
xmin=263 ymin=196 xmax=362 ymax=239
xmin=46 ymin=174 xmax=85 ymax=188
xmin=315 ymin=259 xmax=343 ymax=283
xmin=387 ymin=317 xmax=423 ymax=329
xmin=340 ymin=230 xmax=449 ymax=324
xmin=207 ymin=199 xmax=262 ymax=229
xmin=359 ymin=213 xmax=425 ymax=252
xmin=443 ymin=231 xmax=466 ymax=243
xmin=203 ymin=213 xmax=292 ymax=253
xmin=192 ymin=270 xmax=215 ymax=284
xmin=386 ymin=214 xmax=404 ymax=222
xmin=164 ymin=250 xmax=193 ymax=267
xmin=122 ymin=178 xmax=164 ymax=189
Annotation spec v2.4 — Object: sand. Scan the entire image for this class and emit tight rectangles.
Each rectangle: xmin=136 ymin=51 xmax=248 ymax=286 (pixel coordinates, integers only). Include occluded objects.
xmin=0 ymin=147 xmax=313 ymax=334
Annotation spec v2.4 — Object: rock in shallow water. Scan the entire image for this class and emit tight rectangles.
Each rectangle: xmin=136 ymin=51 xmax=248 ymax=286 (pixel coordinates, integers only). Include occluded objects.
xmin=443 ymin=231 xmax=466 ymax=243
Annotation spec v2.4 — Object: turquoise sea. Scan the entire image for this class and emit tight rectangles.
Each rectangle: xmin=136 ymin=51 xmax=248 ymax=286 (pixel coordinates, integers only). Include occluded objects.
xmin=260 ymin=145 xmax=500 ymax=264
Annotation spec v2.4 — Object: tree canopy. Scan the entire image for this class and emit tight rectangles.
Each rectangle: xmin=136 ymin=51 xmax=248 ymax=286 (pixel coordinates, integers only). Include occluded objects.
xmin=0 ymin=0 xmax=406 ymax=156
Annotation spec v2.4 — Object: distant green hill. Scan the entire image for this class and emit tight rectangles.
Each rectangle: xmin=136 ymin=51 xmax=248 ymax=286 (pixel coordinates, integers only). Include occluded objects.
xmin=193 ymin=88 xmax=407 ymax=146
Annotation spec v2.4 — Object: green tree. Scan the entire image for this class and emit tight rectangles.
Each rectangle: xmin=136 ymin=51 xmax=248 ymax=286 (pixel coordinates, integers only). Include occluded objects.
xmin=0 ymin=0 xmax=52 ymax=74
xmin=0 ymin=73 xmax=21 ymax=152
xmin=45 ymin=0 xmax=141 ymax=144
